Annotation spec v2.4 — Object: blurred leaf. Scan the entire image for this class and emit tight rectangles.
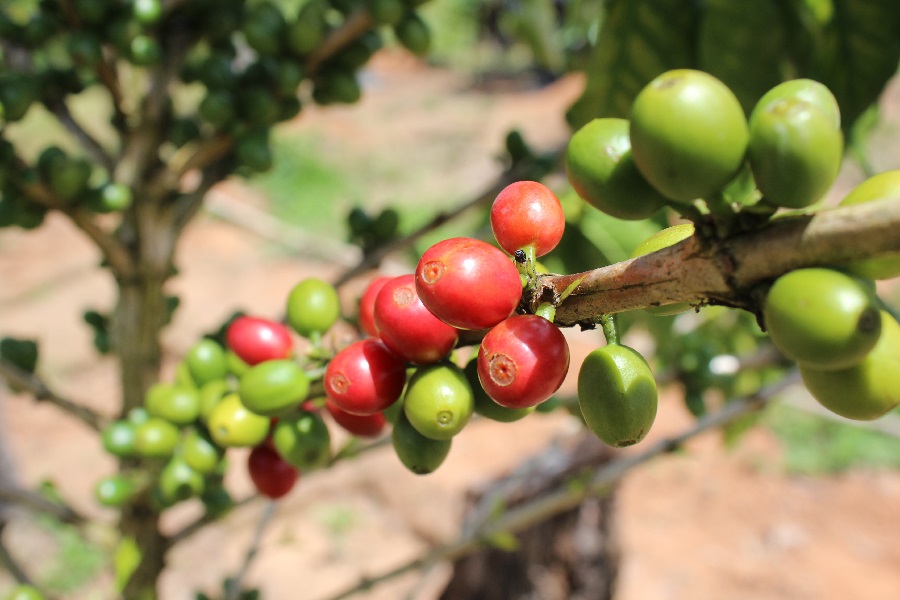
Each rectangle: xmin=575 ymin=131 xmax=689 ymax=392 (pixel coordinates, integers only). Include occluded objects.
xmin=697 ymin=0 xmax=789 ymax=114
xmin=115 ymin=536 xmax=141 ymax=594
xmin=578 ymin=205 xmax=662 ymax=266
xmin=484 ymin=530 xmax=520 ymax=552
xmin=0 ymin=336 xmax=38 ymax=373
xmin=566 ymin=0 xmax=698 ymax=128
xmin=764 ymin=401 xmax=900 ymax=474
xmin=799 ymin=0 xmax=900 ymax=131
xmin=83 ymin=310 xmax=111 ymax=355
xmin=721 ymin=410 xmax=761 ymax=448
xmin=163 ymin=295 xmax=181 ymax=326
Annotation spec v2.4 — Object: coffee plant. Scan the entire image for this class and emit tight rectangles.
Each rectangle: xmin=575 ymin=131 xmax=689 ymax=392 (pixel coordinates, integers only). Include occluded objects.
xmin=1 ymin=0 xmax=899 ymax=598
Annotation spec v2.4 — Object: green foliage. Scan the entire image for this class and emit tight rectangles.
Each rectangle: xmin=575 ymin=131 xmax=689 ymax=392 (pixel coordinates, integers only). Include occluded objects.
xmin=764 ymin=402 xmax=900 ymax=474
xmin=35 ymin=515 xmax=107 ymax=595
xmin=568 ymin=0 xmax=900 ymax=133
xmin=566 ymin=0 xmax=698 ymax=127
xmin=0 ymin=336 xmax=39 ymax=373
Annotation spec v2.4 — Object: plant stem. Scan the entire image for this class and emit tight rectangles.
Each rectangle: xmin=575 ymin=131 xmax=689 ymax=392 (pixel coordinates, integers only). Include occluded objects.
xmin=223 ymin=500 xmax=278 ymax=600
xmin=0 ymin=358 xmax=108 ymax=431
xmin=539 ymin=196 xmax=900 ymax=326
xmin=599 ymin=314 xmax=619 ymax=345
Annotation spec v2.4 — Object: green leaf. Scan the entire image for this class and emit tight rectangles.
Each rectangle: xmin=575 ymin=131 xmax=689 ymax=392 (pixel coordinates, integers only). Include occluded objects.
xmin=484 ymin=530 xmax=520 ymax=552
xmin=566 ymin=0 xmax=699 ymax=128
xmin=83 ymin=310 xmax=112 ymax=355
xmin=801 ymin=0 xmax=900 ymax=130
xmin=578 ymin=205 xmax=663 ymax=266
xmin=115 ymin=536 xmax=142 ymax=594
xmin=0 ymin=336 xmax=38 ymax=373
xmin=697 ymin=0 xmax=789 ymax=114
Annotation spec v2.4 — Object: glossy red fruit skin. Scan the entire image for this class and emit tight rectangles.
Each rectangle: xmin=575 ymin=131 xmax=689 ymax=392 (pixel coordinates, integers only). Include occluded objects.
xmin=374 ymin=274 xmax=459 ymax=364
xmin=358 ymin=276 xmax=391 ymax=337
xmin=325 ymin=398 xmax=388 ymax=437
xmin=415 ymin=237 xmax=522 ymax=331
xmin=247 ymin=444 xmax=299 ymax=499
xmin=490 ymin=180 xmax=565 ymax=257
xmin=324 ymin=338 xmax=407 ymax=415
xmin=477 ymin=315 xmax=570 ymax=409
xmin=226 ymin=316 xmax=293 ymax=366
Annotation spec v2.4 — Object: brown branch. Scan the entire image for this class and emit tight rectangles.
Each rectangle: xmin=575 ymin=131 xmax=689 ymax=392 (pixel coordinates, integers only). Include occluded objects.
xmin=323 ymin=374 xmax=797 ymax=600
xmin=57 ymin=0 xmax=127 ymax=124
xmin=305 ymin=8 xmax=375 ymax=76
xmin=44 ymin=100 xmax=115 ymax=173
xmin=541 ymin=197 xmax=900 ymax=327
xmin=332 ymin=149 xmax=563 ymax=288
xmin=146 ymin=134 xmax=234 ymax=201
xmin=0 ymin=522 xmax=37 ymax=587
xmin=167 ymin=493 xmax=261 ymax=547
xmin=0 ymin=482 xmax=87 ymax=525
xmin=223 ymin=500 xmax=278 ymax=600
xmin=13 ymin=175 xmax=134 ymax=279
xmin=0 ymin=358 xmax=108 ymax=432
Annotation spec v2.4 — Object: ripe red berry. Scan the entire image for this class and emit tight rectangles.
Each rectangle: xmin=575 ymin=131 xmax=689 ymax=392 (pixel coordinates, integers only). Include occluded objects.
xmin=325 ymin=398 xmax=388 ymax=437
xmin=415 ymin=237 xmax=522 ymax=331
xmin=374 ymin=274 xmax=459 ymax=364
xmin=490 ymin=180 xmax=565 ymax=257
xmin=247 ymin=444 xmax=299 ymax=499
xmin=358 ymin=276 xmax=391 ymax=337
xmin=477 ymin=315 xmax=570 ymax=409
xmin=324 ymin=338 xmax=407 ymax=415
xmin=226 ymin=316 xmax=294 ymax=366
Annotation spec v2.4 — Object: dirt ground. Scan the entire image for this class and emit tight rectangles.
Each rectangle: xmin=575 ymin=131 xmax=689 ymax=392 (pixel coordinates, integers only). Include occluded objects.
xmin=2 ymin=51 xmax=900 ymax=600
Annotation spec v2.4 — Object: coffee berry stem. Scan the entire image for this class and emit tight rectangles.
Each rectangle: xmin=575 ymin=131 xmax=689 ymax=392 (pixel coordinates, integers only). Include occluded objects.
xmin=600 ymin=314 xmax=620 ymax=346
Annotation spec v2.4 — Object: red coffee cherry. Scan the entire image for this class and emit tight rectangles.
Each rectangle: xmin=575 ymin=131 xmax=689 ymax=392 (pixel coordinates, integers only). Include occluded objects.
xmin=324 ymin=338 xmax=407 ymax=415
xmin=247 ymin=444 xmax=299 ymax=499
xmin=358 ymin=275 xmax=391 ymax=337
xmin=324 ymin=398 xmax=388 ymax=437
xmin=226 ymin=316 xmax=294 ymax=366
xmin=490 ymin=180 xmax=565 ymax=257
xmin=374 ymin=274 xmax=459 ymax=364
xmin=415 ymin=237 xmax=522 ymax=331
xmin=477 ymin=315 xmax=570 ymax=409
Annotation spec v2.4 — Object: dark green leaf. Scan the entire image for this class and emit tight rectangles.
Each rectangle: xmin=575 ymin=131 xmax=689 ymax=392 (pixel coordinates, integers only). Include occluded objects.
xmin=697 ymin=0 xmax=789 ymax=114
xmin=802 ymin=0 xmax=900 ymax=130
xmin=566 ymin=0 xmax=699 ymax=128
xmin=0 ymin=336 xmax=38 ymax=373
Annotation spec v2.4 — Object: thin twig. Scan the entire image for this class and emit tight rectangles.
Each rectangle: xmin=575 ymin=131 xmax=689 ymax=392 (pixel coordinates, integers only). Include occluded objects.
xmin=10 ymin=170 xmax=134 ymax=278
xmin=306 ymin=8 xmax=375 ymax=76
xmin=223 ymin=500 xmax=278 ymax=600
xmin=322 ymin=373 xmax=797 ymax=600
xmin=0 ymin=522 xmax=34 ymax=586
xmin=0 ymin=482 xmax=86 ymax=525
xmin=0 ymin=358 xmax=108 ymax=432
xmin=331 ymin=150 xmax=563 ymax=288
xmin=168 ymin=494 xmax=260 ymax=547
xmin=45 ymin=100 xmax=115 ymax=173
xmin=203 ymin=188 xmax=361 ymax=266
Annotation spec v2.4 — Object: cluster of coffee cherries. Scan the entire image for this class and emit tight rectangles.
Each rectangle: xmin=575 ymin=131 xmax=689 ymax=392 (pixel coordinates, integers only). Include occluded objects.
xmin=92 ymin=179 xmax=603 ymax=511
xmin=565 ymin=68 xmax=900 ymax=423
xmin=326 ymin=181 xmax=576 ymax=474
xmin=94 ymin=278 xmax=353 ymax=508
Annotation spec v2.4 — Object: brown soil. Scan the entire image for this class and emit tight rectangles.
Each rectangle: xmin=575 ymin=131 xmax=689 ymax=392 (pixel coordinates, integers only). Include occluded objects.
xmin=2 ymin=51 xmax=900 ymax=600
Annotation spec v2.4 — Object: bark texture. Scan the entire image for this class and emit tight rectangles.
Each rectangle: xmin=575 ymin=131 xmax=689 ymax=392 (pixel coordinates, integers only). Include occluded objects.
xmin=440 ymin=431 xmax=620 ymax=600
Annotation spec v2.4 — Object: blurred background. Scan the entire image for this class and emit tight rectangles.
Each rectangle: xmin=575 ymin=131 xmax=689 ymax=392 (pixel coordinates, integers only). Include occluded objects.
xmin=2 ymin=0 xmax=900 ymax=598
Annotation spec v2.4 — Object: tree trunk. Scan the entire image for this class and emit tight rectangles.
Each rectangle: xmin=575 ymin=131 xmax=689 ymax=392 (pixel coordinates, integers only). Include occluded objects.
xmin=113 ymin=204 xmax=178 ymax=600
xmin=440 ymin=431 xmax=621 ymax=600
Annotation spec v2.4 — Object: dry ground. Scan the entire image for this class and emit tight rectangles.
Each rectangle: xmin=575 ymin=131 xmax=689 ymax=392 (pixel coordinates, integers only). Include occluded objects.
xmin=1 ymin=51 xmax=900 ymax=600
